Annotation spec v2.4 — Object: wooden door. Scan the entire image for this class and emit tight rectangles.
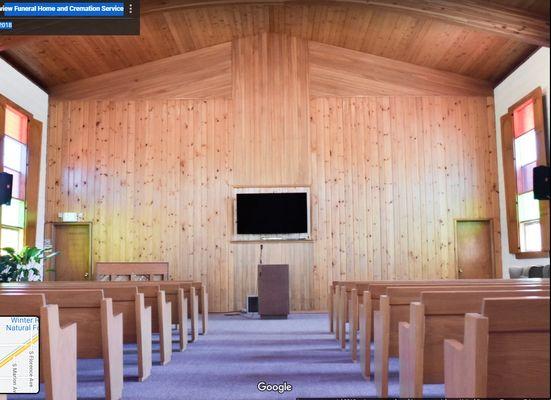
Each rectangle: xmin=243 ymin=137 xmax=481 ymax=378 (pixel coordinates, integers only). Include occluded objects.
xmin=51 ymin=222 xmax=92 ymax=281
xmin=455 ymin=219 xmax=495 ymax=279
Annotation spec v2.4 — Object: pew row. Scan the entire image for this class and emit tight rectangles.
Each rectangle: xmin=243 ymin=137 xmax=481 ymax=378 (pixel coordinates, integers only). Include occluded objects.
xmin=444 ymin=297 xmax=550 ymax=398
xmin=355 ymin=279 xmax=548 ymax=378
xmin=0 ymin=293 xmax=77 ymax=400
xmin=104 ymin=281 xmax=200 ymax=343
xmin=335 ymin=278 xmax=545 ymax=353
xmin=0 ymin=282 xmax=163 ymax=373
xmin=399 ymin=288 xmax=550 ymax=397
xmin=371 ymin=282 xmax=549 ymax=397
xmin=0 ymin=289 xmax=123 ymax=400
xmin=94 ymin=263 xmax=208 ymax=335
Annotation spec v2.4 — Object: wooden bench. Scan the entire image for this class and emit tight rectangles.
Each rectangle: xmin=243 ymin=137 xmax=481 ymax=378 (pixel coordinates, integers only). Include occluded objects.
xmin=100 ymin=286 xmax=152 ymax=380
xmin=444 ymin=297 xmax=550 ymax=398
xmin=0 ymin=293 xmax=77 ymax=400
xmin=371 ymin=282 xmax=549 ymax=397
xmin=136 ymin=285 xmax=172 ymax=365
xmin=104 ymin=281 xmax=200 ymax=344
xmin=355 ymin=279 xmax=548 ymax=378
xmin=1 ymin=282 xmax=157 ymax=379
xmin=148 ymin=283 xmax=189 ymax=349
xmin=96 ymin=261 xmax=169 ymax=281
xmin=336 ymin=278 xmax=542 ymax=354
xmin=95 ymin=262 xmax=208 ymax=334
xmin=0 ymin=289 xmax=123 ymax=400
xmin=399 ymin=288 xmax=550 ymax=397
xmin=329 ymin=280 xmax=364 ymax=334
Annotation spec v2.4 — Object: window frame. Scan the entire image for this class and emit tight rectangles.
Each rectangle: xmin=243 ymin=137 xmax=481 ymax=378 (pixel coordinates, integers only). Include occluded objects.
xmin=0 ymin=94 xmax=32 ymax=251
xmin=500 ymin=87 xmax=550 ymax=259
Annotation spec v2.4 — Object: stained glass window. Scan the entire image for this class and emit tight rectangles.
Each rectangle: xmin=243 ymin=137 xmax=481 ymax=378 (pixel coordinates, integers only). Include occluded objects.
xmin=511 ymin=98 xmax=542 ymax=253
xmin=513 ymin=99 xmax=535 ymax=138
xmin=4 ymin=106 xmax=28 ymax=144
xmin=1 ymin=103 xmax=28 ymax=252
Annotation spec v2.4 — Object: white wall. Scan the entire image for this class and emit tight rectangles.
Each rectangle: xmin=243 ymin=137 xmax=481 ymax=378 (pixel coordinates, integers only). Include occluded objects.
xmin=0 ymin=57 xmax=48 ymax=254
xmin=494 ymin=47 xmax=551 ymax=277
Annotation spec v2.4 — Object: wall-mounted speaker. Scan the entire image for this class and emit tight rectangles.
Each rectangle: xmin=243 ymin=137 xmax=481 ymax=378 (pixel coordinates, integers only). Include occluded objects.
xmin=0 ymin=172 xmax=13 ymax=206
xmin=533 ymin=166 xmax=550 ymax=200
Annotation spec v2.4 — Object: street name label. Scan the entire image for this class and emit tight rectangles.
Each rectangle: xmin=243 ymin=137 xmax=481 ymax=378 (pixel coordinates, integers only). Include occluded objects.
xmin=0 ymin=316 xmax=39 ymax=394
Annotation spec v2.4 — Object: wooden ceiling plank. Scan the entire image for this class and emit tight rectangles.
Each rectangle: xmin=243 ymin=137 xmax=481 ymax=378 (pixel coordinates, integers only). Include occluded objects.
xmin=49 ymin=42 xmax=232 ymax=100
xmin=1 ymin=2 xmax=541 ymax=88
xmin=308 ymin=40 xmax=493 ymax=97
xmin=367 ymin=0 xmax=549 ymax=47
xmin=141 ymin=1 xmax=549 ymax=46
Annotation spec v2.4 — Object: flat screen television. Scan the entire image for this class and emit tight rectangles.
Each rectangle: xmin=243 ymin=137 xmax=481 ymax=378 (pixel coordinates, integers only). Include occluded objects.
xmin=236 ymin=192 xmax=308 ymax=235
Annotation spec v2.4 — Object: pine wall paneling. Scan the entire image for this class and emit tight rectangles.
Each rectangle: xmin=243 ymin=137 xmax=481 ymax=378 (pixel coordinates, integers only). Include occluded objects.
xmin=45 ymin=34 xmax=501 ymax=312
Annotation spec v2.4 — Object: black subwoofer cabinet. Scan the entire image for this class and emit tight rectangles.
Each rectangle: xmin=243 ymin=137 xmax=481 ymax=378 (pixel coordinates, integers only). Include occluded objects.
xmin=258 ymin=264 xmax=289 ymax=319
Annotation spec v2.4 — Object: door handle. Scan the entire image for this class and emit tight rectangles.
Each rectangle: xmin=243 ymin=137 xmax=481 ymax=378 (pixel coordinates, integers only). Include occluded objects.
xmin=84 ymin=272 xmax=90 ymax=280
xmin=458 ymin=268 xmax=464 ymax=274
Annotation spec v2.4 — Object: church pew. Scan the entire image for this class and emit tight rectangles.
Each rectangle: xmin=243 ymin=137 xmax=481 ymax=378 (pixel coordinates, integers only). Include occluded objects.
xmin=106 ymin=281 xmax=200 ymax=343
xmin=113 ymin=280 xmax=207 ymax=337
xmin=1 ymin=282 xmax=160 ymax=375
xmin=151 ymin=283 xmax=189 ymax=349
xmin=136 ymin=285 xmax=172 ymax=365
xmin=0 ymin=293 xmax=77 ymax=400
xmin=372 ymin=283 xmax=548 ymax=397
xmin=96 ymin=264 xmax=208 ymax=335
xmin=100 ymin=286 xmax=152 ymax=380
xmin=338 ymin=279 xmax=518 ymax=352
xmin=0 ymin=289 xmax=123 ymax=400
xmin=157 ymin=282 xmax=200 ymax=342
xmin=347 ymin=279 xmax=548 ymax=363
xmin=444 ymin=297 xmax=550 ymax=398
xmin=399 ymin=288 xmax=550 ymax=397
xmin=329 ymin=280 xmax=364 ymax=334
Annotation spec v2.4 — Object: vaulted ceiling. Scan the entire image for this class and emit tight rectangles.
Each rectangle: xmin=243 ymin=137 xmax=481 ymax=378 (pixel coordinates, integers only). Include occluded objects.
xmin=0 ymin=0 xmax=549 ymax=90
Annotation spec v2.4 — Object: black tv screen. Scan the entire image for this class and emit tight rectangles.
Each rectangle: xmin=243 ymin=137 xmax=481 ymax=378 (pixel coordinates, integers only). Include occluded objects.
xmin=236 ymin=193 xmax=308 ymax=235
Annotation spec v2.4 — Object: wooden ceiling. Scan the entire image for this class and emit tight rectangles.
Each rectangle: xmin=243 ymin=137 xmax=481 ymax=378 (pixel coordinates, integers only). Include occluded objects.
xmin=0 ymin=0 xmax=548 ymax=90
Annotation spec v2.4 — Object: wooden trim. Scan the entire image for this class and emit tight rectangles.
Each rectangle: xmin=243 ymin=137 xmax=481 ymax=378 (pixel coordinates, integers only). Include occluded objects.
xmin=515 ymin=251 xmax=550 ymax=259
xmin=0 ymin=93 xmax=33 ymax=119
xmin=506 ymin=87 xmax=544 ymax=113
xmin=140 ymin=0 xmax=550 ymax=46
xmin=501 ymin=86 xmax=550 ymax=256
xmin=0 ymin=105 xmax=4 ymax=169
xmin=500 ymin=112 xmax=519 ymax=254
xmin=24 ymin=118 xmax=42 ymax=247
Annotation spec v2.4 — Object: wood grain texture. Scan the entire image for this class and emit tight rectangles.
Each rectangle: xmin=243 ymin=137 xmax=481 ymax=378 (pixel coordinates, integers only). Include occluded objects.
xmin=309 ymin=41 xmax=493 ymax=97
xmin=368 ymin=0 xmax=549 ymax=46
xmin=24 ymin=118 xmax=42 ymax=247
xmin=1 ymin=2 xmax=541 ymax=87
xmin=50 ymin=43 xmax=232 ymax=100
xmin=445 ymin=297 xmax=550 ymax=398
xmin=45 ymin=34 xmax=501 ymax=312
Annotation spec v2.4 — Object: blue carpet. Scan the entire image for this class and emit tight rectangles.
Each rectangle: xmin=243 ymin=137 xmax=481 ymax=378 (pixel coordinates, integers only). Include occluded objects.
xmin=10 ymin=313 xmax=444 ymax=399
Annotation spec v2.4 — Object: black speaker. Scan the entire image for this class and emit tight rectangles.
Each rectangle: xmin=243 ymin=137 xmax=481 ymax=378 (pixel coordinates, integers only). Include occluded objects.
xmin=533 ymin=166 xmax=550 ymax=200
xmin=0 ymin=172 xmax=13 ymax=205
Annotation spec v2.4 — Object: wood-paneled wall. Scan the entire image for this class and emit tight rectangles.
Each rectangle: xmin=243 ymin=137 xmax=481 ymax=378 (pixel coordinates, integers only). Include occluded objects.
xmin=45 ymin=33 xmax=501 ymax=312
xmin=309 ymin=97 xmax=501 ymax=309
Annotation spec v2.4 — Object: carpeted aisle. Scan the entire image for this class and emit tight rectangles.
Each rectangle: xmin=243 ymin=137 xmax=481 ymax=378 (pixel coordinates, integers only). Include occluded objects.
xmin=12 ymin=313 xmax=444 ymax=399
